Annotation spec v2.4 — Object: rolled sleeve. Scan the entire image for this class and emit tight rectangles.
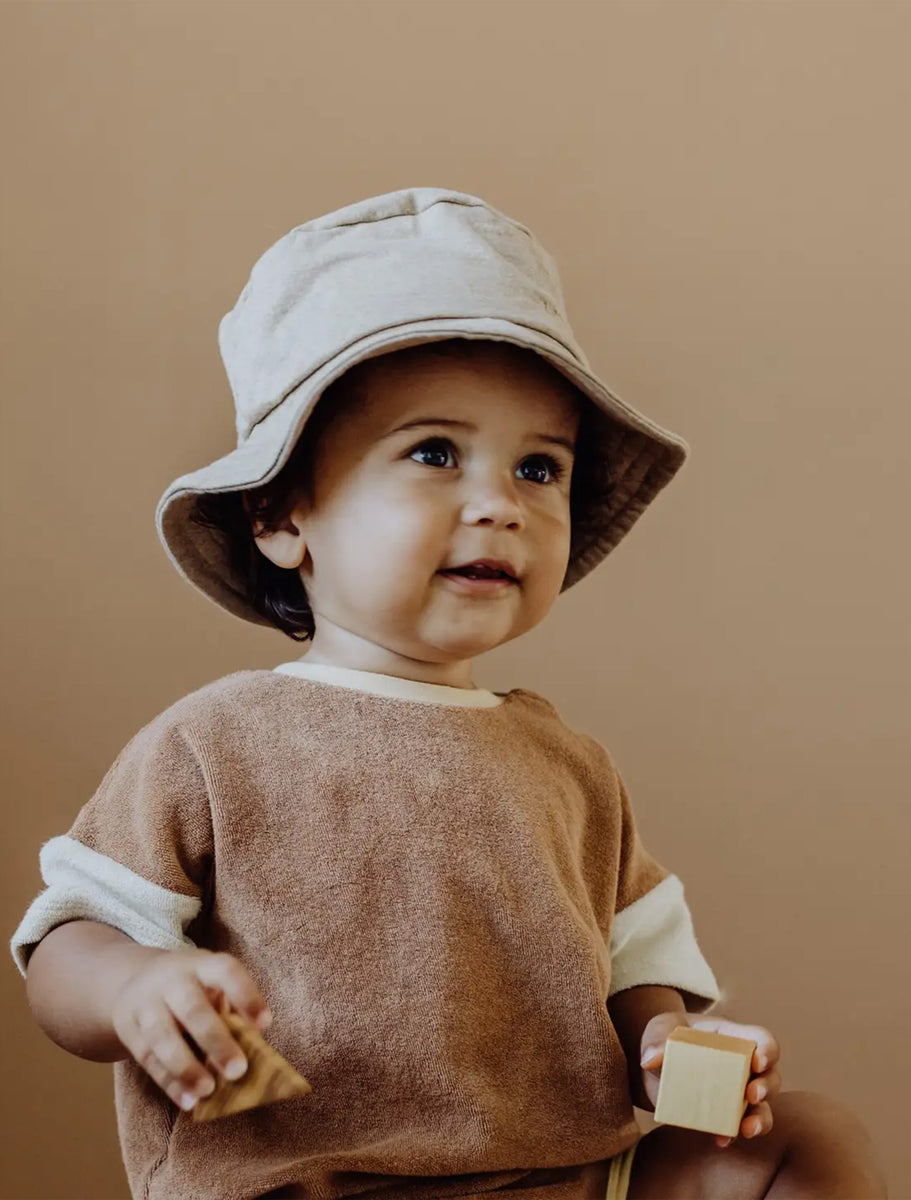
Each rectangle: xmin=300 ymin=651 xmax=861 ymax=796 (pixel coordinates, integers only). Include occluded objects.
xmin=10 ymin=836 xmax=203 ymax=978
xmin=609 ymin=874 xmax=722 ymax=1013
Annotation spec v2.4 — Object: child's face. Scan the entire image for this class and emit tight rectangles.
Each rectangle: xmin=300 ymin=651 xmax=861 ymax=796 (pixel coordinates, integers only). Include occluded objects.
xmin=255 ymin=343 xmax=581 ymax=686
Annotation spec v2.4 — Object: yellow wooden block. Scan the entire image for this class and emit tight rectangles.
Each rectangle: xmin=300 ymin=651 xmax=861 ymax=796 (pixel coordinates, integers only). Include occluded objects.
xmin=191 ymin=994 xmax=313 ymax=1122
xmin=653 ymin=1027 xmax=756 ymax=1138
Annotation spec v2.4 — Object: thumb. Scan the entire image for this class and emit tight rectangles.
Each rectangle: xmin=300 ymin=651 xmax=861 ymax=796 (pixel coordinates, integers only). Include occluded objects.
xmin=640 ymin=1011 xmax=690 ymax=1069
xmin=640 ymin=1044 xmax=663 ymax=1068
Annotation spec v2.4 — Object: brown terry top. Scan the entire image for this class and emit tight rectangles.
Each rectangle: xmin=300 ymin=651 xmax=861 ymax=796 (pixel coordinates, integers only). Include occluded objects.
xmin=11 ymin=662 xmax=720 ymax=1200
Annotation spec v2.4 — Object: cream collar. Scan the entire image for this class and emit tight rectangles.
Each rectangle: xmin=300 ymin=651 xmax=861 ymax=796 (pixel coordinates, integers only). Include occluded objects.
xmin=272 ymin=659 xmax=504 ymax=707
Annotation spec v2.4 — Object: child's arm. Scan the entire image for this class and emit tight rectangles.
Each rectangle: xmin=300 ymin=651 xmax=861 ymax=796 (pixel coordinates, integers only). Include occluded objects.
xmin=607 ymin=984 xmax=688 ymax=1110
xmin=25 ymin=919 xmax=169 ymax=1062
xmin=25 ymin=917 xmax=292 ymax=1118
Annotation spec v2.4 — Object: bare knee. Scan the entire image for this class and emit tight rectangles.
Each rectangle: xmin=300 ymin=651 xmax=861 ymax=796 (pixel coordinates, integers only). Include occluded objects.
xmin=776 ymin=1089 xmax=875 ymax=1143
xmin=773 ymin=1090 xmax=888 ymax=1198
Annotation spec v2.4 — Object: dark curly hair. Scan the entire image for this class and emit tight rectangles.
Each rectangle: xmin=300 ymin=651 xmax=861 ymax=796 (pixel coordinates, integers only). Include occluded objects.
xmin=190 ymin=340 xmax=606 ymax=641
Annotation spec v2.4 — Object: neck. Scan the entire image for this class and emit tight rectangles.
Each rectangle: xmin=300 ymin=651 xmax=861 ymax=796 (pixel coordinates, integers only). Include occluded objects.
xmin=301 ymin=625 xmax=478 ymax=689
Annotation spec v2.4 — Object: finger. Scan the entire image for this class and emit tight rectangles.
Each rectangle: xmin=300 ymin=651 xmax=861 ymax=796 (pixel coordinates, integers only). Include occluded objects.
xmin=143 ymin=1048 xmax=213 ymax=1112
xmin=639 ymin=1011 xmax=691 ymax=1068
xmin=195 ymin=952 xmax=272 ymax=1029
xmin=167 ymin=978 xmax=250 ymax=1083
xmin=747 ymin=1067 xmax=781 ymax=1106
xmin=116 ymin=1011 xmax=189 ymax=1107
xmin=690 ymin=1019 xmax=780 ymax=1072
xmin=131 ymin=1001 xmax=218 ymax=1102
xmin=751 ymin=1035 xmax=780 ymax=1073
xmin=742 ymin=1101 xmax=774 ymax=1138
xmin=640 ymin=1045 xmax=664 ymax=1070
xmin=716 ymin=1099 xmax=775 ymax=1149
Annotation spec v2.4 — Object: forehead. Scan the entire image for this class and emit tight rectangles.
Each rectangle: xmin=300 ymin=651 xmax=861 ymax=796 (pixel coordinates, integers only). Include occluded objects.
xmin=349 ymin=341 xmax=583 ymax=435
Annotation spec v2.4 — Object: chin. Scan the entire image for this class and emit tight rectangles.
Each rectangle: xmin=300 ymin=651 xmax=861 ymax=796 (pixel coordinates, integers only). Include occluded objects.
xmin=430 ymin=631 xmax=513 ymax=659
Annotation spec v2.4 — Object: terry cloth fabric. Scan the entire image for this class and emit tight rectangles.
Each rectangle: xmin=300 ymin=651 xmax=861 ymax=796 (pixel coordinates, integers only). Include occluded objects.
xmin=255 ymin=1134 xmax=645 ymax=1199
xmin=10 ymin=662 xmax=719 ymax=1200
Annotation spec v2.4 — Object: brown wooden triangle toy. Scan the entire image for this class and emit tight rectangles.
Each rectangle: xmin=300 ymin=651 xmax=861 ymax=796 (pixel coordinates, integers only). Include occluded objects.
xmin=192 ymin=993 xmax=312 ymax=1122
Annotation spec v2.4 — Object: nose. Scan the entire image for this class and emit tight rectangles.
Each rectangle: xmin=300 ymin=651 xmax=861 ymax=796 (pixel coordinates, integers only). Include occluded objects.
xmin=460 ymin=471 xmax=524 ymax=530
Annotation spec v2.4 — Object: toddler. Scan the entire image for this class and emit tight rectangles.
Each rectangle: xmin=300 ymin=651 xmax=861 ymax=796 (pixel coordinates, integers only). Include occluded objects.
xmin=12 ymin=189 xmax=887 ymax=1200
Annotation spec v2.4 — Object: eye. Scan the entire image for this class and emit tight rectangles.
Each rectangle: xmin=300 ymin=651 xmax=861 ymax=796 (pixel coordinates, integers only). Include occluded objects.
xmin=517 ymin=454 xmax=566 ymax=485
xmin=408 ymin=437 xmax=456 ymax=468
xmin=407 ymin=438 xmax=567 ymax=484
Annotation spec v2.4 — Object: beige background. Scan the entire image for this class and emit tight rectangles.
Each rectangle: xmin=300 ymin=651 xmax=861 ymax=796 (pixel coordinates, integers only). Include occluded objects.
xmin=2 ymin=2 xmax=909 ymax=1197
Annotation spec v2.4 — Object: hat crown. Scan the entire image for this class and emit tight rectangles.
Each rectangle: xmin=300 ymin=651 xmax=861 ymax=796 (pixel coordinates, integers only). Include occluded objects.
xmin=217 ymin=187 xmax=588 ymax=443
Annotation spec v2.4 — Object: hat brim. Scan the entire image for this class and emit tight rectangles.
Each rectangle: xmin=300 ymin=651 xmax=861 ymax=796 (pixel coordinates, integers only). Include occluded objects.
xmin=156 ymin=317 xmax=688 ymax=627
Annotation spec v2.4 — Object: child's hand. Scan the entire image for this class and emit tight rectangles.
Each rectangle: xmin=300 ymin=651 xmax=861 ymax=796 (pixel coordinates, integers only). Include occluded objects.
xmin=110 ymin=947 xmax=273 ymax=1113
xmin=638 ymin=1012 xmax=782 ymax=1149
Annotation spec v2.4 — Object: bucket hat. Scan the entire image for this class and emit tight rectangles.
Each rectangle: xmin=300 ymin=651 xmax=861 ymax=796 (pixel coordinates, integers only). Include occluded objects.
xmin=155 ymin=186 xmax=689 ymax=628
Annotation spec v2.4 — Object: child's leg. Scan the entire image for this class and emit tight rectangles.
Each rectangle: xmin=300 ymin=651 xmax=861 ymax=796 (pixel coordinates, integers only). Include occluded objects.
xmin=626 ymin=1090 xmax=888 ymax=1199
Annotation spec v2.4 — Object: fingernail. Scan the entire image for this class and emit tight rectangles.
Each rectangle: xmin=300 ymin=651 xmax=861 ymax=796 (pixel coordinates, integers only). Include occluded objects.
xmin=224 ymin=1058 xmax=247 ymax=1080
xmin=640 ymin=1048 xmax=660 ymax=1066
xmin=180 ymin=1092 xmax=197 ymax=1111
xmin=256 ymin=1009 xmax=273 ymax=1030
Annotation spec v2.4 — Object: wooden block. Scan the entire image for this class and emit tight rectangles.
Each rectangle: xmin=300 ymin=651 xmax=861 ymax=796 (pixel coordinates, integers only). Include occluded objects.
xmin=191 ymin=994 xmax=313 ymax=1122
xmin=653 ymin=1026 xmax=756 ymax=1138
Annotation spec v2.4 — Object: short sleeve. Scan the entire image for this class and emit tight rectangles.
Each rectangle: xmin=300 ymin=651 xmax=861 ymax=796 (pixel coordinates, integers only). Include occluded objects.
xmin=9 ymin=709 xmax=214 ymax=978
xmin=609 ymin=763 xmax=722 ymax=1013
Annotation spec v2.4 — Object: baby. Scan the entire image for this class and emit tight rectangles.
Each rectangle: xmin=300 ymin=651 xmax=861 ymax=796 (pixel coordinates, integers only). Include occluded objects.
xmin=11 ymin=189 xmax=886 ymax=1200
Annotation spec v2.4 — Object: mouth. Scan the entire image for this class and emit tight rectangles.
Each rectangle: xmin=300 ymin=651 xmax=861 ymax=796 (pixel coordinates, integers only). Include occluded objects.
xmin=437 ymin=559 xmax=520 ymax=592
xmin=437 ymin=558 xmax=520 ymax=584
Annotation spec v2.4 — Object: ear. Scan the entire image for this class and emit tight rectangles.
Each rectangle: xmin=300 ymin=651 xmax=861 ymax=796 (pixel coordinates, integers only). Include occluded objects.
xmin=242 ymin=495 xmax=310 ymax=571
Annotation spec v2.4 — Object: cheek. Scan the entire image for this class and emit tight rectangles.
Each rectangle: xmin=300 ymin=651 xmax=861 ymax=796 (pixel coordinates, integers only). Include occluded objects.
xmin=328 ymin=501 xmax=444 ymax=591
xmin=534 ymin=508 xmax=573 ymax=565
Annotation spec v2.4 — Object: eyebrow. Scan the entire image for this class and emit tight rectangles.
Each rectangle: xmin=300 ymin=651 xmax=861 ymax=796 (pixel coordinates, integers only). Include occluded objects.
xmin=385 ymin=417 xmax=576 ymax=454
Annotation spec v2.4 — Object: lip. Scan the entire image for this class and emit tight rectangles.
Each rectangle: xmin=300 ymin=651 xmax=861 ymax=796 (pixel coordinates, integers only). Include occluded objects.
xmin=437 ymin=571 xmax=518 ymax=595
xmin=439 ymin=558 xmax=520 ymax=582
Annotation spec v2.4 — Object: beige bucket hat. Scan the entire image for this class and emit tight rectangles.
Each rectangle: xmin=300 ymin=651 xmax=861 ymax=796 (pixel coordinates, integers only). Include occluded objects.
xmin=155 ymin=187 xmax=689 ymax=628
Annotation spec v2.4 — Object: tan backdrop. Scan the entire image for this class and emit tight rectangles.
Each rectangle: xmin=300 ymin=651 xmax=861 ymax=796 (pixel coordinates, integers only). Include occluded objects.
xmin=2 ymin=2 xmax=908 ymax=1197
